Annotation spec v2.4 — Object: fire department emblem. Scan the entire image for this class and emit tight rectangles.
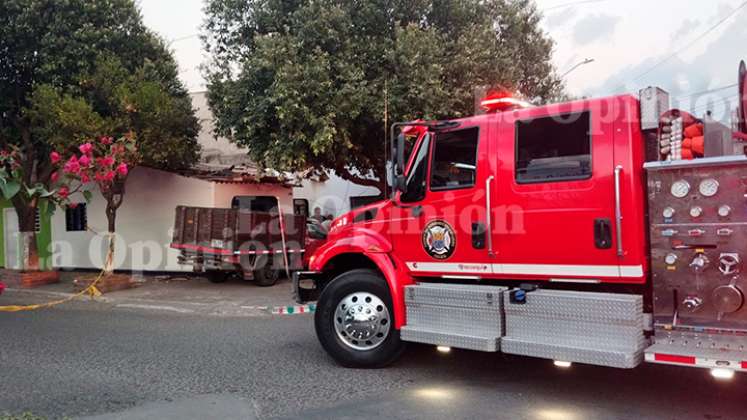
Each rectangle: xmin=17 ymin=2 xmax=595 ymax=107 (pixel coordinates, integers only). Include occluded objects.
xmin=422 ymin=220 xmax=456 ymax=260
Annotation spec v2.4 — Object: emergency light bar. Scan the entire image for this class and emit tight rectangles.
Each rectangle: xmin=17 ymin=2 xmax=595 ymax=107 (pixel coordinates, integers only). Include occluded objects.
xmin=480 ymin=93 xmax=531 ymax=113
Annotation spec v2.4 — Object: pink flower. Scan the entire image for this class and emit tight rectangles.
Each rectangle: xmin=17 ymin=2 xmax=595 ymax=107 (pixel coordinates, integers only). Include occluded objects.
xmin=51 ymin=171 xmax=60 ymax=183
xmin=104 ymin=171 xmax=116 ymax=181
xmin=79 ymin=143 xmax=93 ymax=155
xmin=116 ymin=163 xmax=128 ymax=176
xmin=57 ymin=186 xmax=69 ymax=199
xmin=81 ymin=173 xmax=90 ymax=183
xmin=78 ymin=155 xmax=91 ymax=166
xmin=50 ymin=151 xmax=61 ymax=164
xmin=97 ymin=156 xmax=115 ymax=167
xmin=99 ymin=136 xmax=113 ymax=145
xmin=63 ymin=156 xmax=81 ymax=174
xmin=68 ymin=202 xmax=78 ymax=209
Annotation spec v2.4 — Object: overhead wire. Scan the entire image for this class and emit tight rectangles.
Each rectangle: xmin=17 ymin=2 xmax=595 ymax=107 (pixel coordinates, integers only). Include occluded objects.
xmin=630 ymin=1 xmax=747 ymax=83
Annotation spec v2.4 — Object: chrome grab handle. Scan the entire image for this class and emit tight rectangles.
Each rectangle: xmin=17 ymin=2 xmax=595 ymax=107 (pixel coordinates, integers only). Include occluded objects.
xmin=614 ymin=165 xmax=624 ymax=257
xmin=486 ymin=175 xmax=495 ymax=257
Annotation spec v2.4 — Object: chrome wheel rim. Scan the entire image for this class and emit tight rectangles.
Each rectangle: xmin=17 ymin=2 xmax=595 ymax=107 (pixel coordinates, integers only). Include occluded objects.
xmin=333 ymin=292 xmax=391 ymax=351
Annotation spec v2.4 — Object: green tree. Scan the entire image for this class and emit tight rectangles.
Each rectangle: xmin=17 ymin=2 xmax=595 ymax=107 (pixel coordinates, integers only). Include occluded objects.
xmin=202 ymin=0 xmax=564 ymax=189
xmin=0 ymin=0 xmax=199 ymax=271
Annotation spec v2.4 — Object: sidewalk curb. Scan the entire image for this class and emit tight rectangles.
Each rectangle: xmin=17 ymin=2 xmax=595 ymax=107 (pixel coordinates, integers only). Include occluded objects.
xmin=269 ymin=303 xmax=316 ymax=315
xmin=2 ymin=287 xmax=314 ymax=317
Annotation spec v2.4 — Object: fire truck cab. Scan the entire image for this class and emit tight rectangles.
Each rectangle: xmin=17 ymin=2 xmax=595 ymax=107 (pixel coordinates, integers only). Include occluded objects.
xmin=294 ymin=63 xmax=747 ymax=378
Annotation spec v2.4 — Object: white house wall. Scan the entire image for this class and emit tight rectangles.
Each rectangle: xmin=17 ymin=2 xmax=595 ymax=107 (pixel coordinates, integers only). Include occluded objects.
xmin=212 ymin=182 xmax=293 ymax=211
xmin=50 ymin=167 xmax=292 ymax=272
xmin=293 ymin=171 xmax=381 ymax=217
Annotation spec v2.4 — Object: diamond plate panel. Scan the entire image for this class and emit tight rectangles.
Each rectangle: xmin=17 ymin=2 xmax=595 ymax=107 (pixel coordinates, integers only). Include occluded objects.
xmin=505 ymin=316 xmax=644 ymax=350
xmin=504 ymin=290 xmax=643 ymax=324
xmin=502 ymin=338 xmax=643 ymax=369
xmin=405 ymin=284 xmax=506 ymax=309
xmin=502 ymin=289 xmax=645 ymax=368
xmin=401 ymin=326 xmax=500 ymax=352
xmin=406 ymin=303 xmax=502 ymax=337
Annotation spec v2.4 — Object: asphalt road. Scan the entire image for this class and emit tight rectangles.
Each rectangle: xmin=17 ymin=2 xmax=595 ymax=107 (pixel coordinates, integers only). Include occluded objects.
xmin=1 ymin=298 xmax=745 ymax=420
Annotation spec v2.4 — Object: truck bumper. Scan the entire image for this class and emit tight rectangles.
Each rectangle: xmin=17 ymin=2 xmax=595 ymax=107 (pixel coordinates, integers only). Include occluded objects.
xmin=292 ymin=271 xmax=323 ymax=304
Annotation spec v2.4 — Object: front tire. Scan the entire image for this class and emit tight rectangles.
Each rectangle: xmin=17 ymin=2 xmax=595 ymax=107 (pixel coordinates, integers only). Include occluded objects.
xmin=314 ymin=269 xmax=405 ymax=368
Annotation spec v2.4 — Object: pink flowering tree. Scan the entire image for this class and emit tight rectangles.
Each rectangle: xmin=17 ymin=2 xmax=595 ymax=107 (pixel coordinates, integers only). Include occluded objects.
xmin=0 ymin=146 xmax=80 ymax=270
xmin=56 ymin=134 xmax=138 ymax=273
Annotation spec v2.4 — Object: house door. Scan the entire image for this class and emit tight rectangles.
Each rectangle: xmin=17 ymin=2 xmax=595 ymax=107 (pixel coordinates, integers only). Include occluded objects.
xmin=4 ymin=208 xmax=20 ymax=269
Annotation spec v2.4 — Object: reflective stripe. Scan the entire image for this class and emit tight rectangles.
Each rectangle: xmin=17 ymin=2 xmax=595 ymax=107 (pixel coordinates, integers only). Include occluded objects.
xmin=405 ymin=262 xmax=490 ymax=273
xmin=654 ymin=353 xmax=696 ymax=365
xmin=646 ymin=352 xmax=747 ymax=371
xmin=406 ymin=261 xmax=644 ymax=278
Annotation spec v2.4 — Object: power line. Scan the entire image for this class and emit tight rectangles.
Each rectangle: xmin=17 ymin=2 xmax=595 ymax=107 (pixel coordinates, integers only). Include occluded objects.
xmin=673 ymin=83 xmax=739 ymax=100
xmin=631 ymin=1 xmax=747 ymax=83
xmin=687 ymin=93 xmax=739 ymax=113
xmin=169 ymin=34 xmax=199 ymax=45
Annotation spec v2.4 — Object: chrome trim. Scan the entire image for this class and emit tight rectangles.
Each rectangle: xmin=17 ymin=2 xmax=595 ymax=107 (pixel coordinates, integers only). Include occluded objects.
xmin=643 ymin=155 xmax=747 ymax=170
xmin=334 ymin=292 xmax=391 ymax=351
xmin=549 ymin=278 xmax=602 ymax=284
xmin=485 ymin=175 xmax=495 ymax=257
xmin=614 ymin=165 xmax=624 ymax=257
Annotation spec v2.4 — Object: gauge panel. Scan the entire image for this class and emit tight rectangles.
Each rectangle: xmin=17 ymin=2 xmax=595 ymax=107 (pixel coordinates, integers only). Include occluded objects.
xmin=698 ymin=178 xmax=719 ymax=197
xmin=670 ymin=179 xmax=691 ymax=198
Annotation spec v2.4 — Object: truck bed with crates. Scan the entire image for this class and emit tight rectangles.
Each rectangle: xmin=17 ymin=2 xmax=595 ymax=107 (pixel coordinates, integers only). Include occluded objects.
xmin=171 ymin=205 xmax=306 ymax=286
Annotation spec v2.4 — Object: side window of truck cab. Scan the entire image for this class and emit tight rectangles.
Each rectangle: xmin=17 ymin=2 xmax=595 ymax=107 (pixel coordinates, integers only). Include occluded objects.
xmin=515 ymin=111 xmax=592 ymax=183
xmin=430 ymin=127 xmax=480 ymax=191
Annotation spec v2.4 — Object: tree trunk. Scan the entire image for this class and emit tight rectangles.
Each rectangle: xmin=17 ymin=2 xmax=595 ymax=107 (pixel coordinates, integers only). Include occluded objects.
xmin=104 ymin=203 xmax=117 ymax=275
xmin=103 ymin=182 xmax=125 ymax=275
xmin=14 ymin=203 xmax=40 ymax=271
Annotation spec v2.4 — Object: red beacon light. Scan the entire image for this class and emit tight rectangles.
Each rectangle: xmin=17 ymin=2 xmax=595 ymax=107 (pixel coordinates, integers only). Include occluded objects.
xmin=480 ymin=92 xmax=531 ymax=113
xmin=401 ymin=119 xmax=429 ymax=137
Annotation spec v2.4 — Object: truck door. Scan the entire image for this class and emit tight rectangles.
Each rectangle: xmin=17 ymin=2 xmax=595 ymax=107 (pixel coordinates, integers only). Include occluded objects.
xmin=392 ymin=122 xmax=494 ymax=279
xmin=491 ymin=99 xmax=637 ymax=282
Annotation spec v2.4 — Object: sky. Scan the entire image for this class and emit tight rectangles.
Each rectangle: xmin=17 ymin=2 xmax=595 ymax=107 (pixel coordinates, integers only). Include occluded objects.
xmin=139 ymin=0 xmax=747 ymax=120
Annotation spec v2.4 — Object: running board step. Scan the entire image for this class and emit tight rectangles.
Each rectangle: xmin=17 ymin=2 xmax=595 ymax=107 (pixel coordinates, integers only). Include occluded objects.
xmin=400 ymin=283 xmax=506 ymax=351
xmin=400 ymin=326 xmax=499 ymax=352
xmin=645 ymin=330 xmax=747 ymax=371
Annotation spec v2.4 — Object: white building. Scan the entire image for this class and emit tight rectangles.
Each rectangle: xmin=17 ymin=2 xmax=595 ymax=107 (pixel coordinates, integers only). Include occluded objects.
xmin=46 ymin=91 xmax=381 ymax=272
xmin=192 ymin=90 xmax=383 ymax=219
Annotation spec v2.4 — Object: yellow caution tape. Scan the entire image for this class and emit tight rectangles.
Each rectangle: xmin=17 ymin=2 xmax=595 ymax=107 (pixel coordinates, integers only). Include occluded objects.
xmin=0 ymin=267 xmax=106 ymax=312
xmin=0 ymin=239 xmax=112 ymax=312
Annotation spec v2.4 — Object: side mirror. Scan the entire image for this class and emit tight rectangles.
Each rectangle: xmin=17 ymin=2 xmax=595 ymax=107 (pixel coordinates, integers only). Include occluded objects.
xmin=395 ymin=174 xmax=406 ymax=193
xmin=395 ymin=132 xmax=407 ymax=193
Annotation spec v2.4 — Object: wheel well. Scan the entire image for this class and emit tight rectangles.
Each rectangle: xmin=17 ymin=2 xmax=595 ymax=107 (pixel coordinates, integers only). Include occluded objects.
xmin=319 ymin=253 xmax=381 ymax=290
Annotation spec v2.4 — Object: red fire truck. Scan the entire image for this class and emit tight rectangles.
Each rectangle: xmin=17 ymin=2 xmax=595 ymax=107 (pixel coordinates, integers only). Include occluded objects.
xmin=293 ymin=61 xmax=747 ymax=380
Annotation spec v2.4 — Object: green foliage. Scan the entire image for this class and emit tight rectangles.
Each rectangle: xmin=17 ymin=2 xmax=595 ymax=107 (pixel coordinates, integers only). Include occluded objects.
xmin=203 ymin=0 xmax=564 ymax=186
xmin=0 ymin=412 xmax=48 ymax=420
xmin=0 ymin=0 xmax=200 ymax=187
xmin=0 ymin=147 xmax=67 ymax=219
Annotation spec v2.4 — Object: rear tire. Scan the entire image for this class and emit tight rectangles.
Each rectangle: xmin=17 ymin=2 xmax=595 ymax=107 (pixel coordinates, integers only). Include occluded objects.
xmin=253 ymin=259 xmax=280 ymax=287
xmin=314 ymin=269 xmax=405 ymax=368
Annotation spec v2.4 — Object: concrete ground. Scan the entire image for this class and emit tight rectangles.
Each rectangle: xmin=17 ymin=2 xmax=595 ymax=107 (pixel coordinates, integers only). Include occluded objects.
xmin=1 ymin=286 xmax=746 ymax=420
xmin=4 ymin=271 xmax=300 ymax=317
